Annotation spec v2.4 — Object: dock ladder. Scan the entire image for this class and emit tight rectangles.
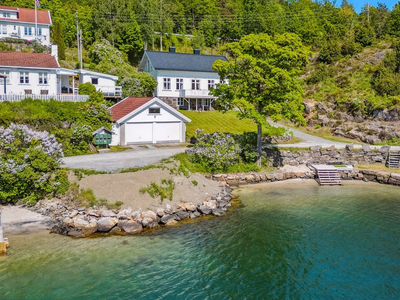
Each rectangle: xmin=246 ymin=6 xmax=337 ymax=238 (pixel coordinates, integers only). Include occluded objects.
xmin=312 ymin=165 xmax=342 ymax=185
xmin=386 ymin=151 xmax=400 ymax=169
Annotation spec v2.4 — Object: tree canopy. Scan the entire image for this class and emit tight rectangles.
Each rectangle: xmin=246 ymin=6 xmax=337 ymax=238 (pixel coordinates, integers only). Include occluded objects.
xmin=211 ymin=33 xmax=310 ymax=165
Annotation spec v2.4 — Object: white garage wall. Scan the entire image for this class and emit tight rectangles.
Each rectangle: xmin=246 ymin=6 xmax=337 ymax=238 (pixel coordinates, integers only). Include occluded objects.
xmin=110 ymin=123 xmax=120 ymax=146
xmin=126 ymin=104 xmax=181 ymax=123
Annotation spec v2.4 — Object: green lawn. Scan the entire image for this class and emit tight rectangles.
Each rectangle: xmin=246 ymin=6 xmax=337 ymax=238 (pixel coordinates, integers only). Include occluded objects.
xmin=180 ymin=110 xmax=263 ymax=137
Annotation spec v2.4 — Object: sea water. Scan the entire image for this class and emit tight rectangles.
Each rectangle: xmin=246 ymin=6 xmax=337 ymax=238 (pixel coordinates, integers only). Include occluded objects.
xmin=0 ymin=180 xmax=399 ymax=299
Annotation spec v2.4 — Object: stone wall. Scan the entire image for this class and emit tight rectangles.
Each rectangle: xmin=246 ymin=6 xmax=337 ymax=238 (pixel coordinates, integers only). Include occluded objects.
xmin=264 ymin=145 xmax=392 ymax=167
xmin=158 ymin=97 xmax=178 ymax=110
xmin=210 ymin=169 xmax=400 ymax=186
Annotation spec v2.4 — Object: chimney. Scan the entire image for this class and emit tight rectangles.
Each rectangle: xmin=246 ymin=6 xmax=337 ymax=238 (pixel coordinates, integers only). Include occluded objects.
xmin=193 ymin=49 xmax=200 ymax=55
xmin=169 ymin=46 xmax=176 ymax=53
xmin=51 ymin=44 xmax=58 ymax=62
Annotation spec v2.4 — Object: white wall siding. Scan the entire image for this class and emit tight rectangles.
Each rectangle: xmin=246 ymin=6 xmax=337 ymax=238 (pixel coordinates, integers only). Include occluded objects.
xmin=0 ymin=68 xmax=57 ymax=95
xmin=110 ymin=123 xmax=120 ymax=146
xmin=0 ymin=20 xmax=51 ymax=46
xmin=124 ymin=104 xmax=183 ymax=123
xmin=155 ymin=70 xmax=221 ymax=98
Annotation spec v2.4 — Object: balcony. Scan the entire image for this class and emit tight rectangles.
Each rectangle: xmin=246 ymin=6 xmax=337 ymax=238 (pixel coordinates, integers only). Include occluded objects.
xmin=0 ymin=94 xmax=89 ymax=102
xmin=97 ymin=86 xmax=122 ymax=97
xmin=179 ymin=89 xmax=216 ymax=99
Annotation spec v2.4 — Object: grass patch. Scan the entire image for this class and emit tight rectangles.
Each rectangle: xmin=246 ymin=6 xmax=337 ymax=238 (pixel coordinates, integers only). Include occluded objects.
xmin=139 ymin=179 xmax=175 ymax=202
xmin=109 ymin=146 xmax=130 ymax=152
xmin=120 ymin=165 xmax=164 ymax=173
xmin=357 ymin=163 xmax=400 ymax=173
xmin=71 ymin=168 xmax=108 ymax=180
xmin=180 ymin=110 xmax=270 ymax=137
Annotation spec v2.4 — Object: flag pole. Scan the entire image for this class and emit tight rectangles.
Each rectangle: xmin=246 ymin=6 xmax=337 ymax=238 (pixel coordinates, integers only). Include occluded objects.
xmin=35 ymin=0 xmax=37 ymax=41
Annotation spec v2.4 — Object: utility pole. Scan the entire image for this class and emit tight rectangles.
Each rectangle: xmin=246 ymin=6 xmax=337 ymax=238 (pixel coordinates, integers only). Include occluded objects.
xmin=76 ymin=10 xmax=81 ymax=69
xmin=79 ymin=29 xmax=83 ymax=70
xmin=160 ymin=0 xmax=163 ymax=51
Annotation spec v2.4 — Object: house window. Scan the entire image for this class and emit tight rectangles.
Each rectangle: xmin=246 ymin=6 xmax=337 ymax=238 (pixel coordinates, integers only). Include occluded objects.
xmin=191 ymin=79 xmax=200 ymax=90
xmin=13 ymin=25 xmax=16 ymax=30
xmin=3 ymin=13 xmax=10 ymax=18
xmin=0 ymin=70 xmax=10 ymax=84
xmin=19 ymin=71 xmax=29 ymax=84
xmin=38 ymin=28 xmax=42 ymax=36
xmin=177 ymin=98 xmax=184 ymax=106
xmin=24 ymin=27 xmax=32 ymax=36
xmin=1 ymin=24 xmax=6 ymax=35
xmin=176 ymin=78 xmax=183 ymax=90
xmin=91 ymin=78 xmax=98 ymax=85
xmin=163 ymin=78 xmax=171 ymax=90
xmin=149 ymin=107 xmax=160 ymax=114
xmin=208 ymin=80 xmax=215 ymax=90
xmin=39 ymin=72 xmax=48 ymax=84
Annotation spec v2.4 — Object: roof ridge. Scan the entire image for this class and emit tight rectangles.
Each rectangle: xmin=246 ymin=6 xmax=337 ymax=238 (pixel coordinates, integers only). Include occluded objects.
xmin=145 ymin=50 xmax=226 ymax=58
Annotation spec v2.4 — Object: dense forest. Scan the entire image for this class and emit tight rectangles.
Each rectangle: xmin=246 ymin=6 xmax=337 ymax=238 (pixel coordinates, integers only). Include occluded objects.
xmin=1 ymin=0 xmax=400 ymax=144
xmin=1 ymin=0 xmax=400 ymax=65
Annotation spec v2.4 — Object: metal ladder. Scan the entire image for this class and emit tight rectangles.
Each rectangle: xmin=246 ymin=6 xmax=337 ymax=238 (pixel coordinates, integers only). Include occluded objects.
xmin=386 ymin=151 xmax=400 ymax=169
xmin=316 ymin=169 xmax=341 ymax=185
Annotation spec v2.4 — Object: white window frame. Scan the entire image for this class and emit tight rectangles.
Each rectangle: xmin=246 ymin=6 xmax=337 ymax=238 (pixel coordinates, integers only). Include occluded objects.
xmin=163 ymin=78 xmax=171 ymax=90
xmin=91 ymin=78 xmax=98 ymax=85
xmin=177 ymin=98 xmax=184 ymax=106
xmin=1 ymin=24 xmax=6 ymax=35
xmin=191 ymin=79 xmax=200 ymax=90
xmin=176 ymin=78 xmax=183 ymax=90
xmin=208 ymin=80 xmax=215 ymax=90
xmin=38 ymin=28 xmax=42 ymax=36
xmin=3 ymin=13 xmax=10 ymax=18
xmin=39 ymin=72 xmax=48 ymax=85
xmin=0 ymin=70 xmax=10 ymax=84
xmin=19 ymin=71 xmax=29 ymax=84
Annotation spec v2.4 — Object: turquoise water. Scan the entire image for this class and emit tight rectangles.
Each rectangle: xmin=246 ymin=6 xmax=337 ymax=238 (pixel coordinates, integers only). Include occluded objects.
xmin=1 ymin=180 xmax=400 ymax=299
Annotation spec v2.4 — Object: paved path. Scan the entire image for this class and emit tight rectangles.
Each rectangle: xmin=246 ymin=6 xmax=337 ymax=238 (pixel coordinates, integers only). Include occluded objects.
xmin=62 ymin=146 xmax=187 ymax=172
xmin=268 ymin=121 xmax=400 ymax=151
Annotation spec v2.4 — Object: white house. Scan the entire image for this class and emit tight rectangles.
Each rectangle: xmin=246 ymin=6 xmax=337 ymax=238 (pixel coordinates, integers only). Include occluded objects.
xmin=110 ymin=97 xmax=191 ymax=145
xmin=0 ymin=51 xmax=122 ymax=101
xmin=0 ymin=6 xmax=51 ymax=46
xmin=138 ymin=47 xmax=228 ymax=111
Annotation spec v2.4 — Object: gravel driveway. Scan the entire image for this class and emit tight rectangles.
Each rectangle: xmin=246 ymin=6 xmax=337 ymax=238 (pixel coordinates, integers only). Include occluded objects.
xmin=62 ymin=146 xmax=187 ymax=172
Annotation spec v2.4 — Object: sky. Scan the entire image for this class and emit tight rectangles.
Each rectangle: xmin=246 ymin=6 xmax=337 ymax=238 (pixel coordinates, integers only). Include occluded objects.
xmin=342 ymin=0 xmax=399 ymax=12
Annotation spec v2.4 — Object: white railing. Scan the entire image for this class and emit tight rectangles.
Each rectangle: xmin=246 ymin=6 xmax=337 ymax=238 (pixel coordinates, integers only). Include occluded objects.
xmin=179 ymin=89 xmax=216 ymax=98
xmin=0 ymin=94 xmax=89 ymax=102
xmin=97 ymin=86 xmax=122 ymax=97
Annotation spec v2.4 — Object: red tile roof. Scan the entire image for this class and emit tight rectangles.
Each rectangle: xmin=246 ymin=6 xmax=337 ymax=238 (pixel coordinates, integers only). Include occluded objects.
xmin=111 ymin=97 xmax=154 ymax=121
xmin=0 ymin=7 xmax=51 ymax=25
xmin=0 ymin=51 xmax=59 ymax=68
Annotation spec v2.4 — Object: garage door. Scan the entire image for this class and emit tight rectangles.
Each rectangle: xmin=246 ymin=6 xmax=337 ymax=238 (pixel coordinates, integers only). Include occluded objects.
xmin=125 ymin=123 xmax=153 ymax=144
xmin=155 ymin=122 xmax=180 ymax=142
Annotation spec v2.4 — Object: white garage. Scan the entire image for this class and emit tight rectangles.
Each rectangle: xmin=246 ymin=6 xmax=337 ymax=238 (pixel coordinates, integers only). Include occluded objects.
xmin=110 ymin=97 xmax=191 ymax=146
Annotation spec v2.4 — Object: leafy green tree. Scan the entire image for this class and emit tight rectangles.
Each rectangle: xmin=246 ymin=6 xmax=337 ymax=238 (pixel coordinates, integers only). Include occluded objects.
xmin=341 ymin=38 xmax=362 ymax=56
xmin=211 ymin=33 xmax=310 ymax=166
xmin=78 ymin=82 xmax=96 ymax=95
xmin=116 ymin=12 xmax=143 ymax=64
xmin=384 ymin=1 xmax=400 ymax=37
xmin=318 ymin=38 xmax=341 ymax=63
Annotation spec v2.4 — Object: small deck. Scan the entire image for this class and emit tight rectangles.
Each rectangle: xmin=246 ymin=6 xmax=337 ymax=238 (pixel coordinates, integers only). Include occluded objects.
xmin=312 ymin=165 xmax=342 ymax=185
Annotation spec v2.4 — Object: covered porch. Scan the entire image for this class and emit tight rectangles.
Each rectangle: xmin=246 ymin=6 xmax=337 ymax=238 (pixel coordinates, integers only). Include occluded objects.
xmin=57 ymin=68 xmax=79 ymax=97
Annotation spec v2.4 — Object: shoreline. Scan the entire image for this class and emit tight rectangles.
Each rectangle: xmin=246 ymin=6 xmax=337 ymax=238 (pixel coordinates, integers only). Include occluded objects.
xmin=2 ymin=166 xmax=400 ymax=238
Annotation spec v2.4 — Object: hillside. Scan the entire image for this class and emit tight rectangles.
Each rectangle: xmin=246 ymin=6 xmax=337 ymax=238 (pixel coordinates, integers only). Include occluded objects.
xmin=301 ymin=41 xmax=400 ymax=145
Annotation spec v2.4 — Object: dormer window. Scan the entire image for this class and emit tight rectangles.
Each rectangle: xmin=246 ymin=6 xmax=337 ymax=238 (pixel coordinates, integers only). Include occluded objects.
xmin=149 ymin=107 xmax=160 ymax=114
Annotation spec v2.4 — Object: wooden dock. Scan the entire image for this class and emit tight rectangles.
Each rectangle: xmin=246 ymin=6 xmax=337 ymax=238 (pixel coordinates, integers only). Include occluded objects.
xmin=311 ymin=165 xmax=342 ymax=185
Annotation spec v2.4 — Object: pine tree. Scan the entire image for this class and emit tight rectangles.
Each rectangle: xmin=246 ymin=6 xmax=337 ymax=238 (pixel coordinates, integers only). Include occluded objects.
xmin=53 ymin=21 xmax=66 ymax=61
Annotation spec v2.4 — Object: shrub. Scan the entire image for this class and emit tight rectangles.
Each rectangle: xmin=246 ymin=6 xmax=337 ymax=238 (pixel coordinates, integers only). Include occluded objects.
xmin=0 ymin=124 xmax=64 ymax=203
xmin=318 ymin=39 xmax=341 ymax=63
xmin=192 ymin=129 xmax=242 ymax=172
xmin=78 ymin=82 xmax=97 ymax=95
xmin=341 ymin=39 xmax=362 ymax=56
xmin=355 ymin=23 xmax=375 ymax=47
xmin=139 ymin=179 xmax=175 ymax=202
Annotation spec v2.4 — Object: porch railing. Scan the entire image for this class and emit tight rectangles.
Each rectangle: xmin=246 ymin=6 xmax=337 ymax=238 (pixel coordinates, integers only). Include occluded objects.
xmin=97 ymin=86 xmax=122 ymax=97
xmin=179 ymin=89 xmax=216 ymax=98
xmin=0 ymin=94 xmax=89 ymax=102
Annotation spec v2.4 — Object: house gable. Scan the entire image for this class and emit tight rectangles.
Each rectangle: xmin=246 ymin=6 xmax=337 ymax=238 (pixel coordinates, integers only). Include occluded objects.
xmin=113 ymin=97 xmax=191 ymax=124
